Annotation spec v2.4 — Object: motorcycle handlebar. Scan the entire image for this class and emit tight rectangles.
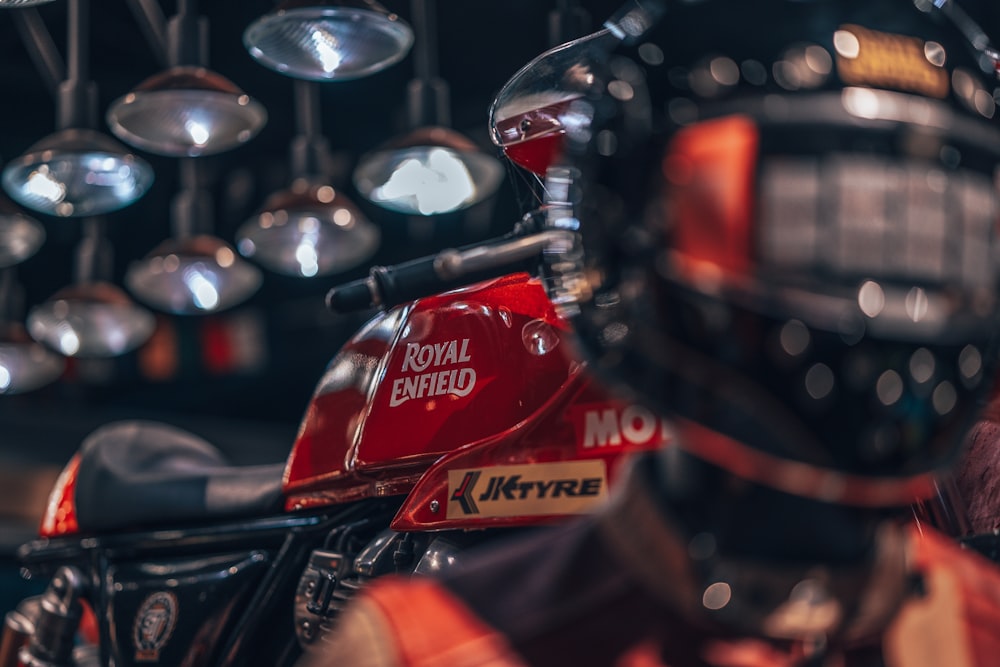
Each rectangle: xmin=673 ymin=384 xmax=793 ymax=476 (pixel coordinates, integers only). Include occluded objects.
xmin=326 ymin=231 xmax=573 ymax=313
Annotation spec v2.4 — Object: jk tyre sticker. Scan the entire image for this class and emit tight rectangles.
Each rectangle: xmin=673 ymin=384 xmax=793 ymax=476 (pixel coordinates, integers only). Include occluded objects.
xmin=447 ymin=460 xmax=608 ymax=519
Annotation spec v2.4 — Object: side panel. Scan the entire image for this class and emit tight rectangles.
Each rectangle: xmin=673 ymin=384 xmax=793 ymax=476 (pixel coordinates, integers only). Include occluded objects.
xmin=104 ymin=551 xmax=270 ymax=667
xmin=283 ymin=309 xmax=405 ymax=503
xmin=392 ymin=376 xmax=676 ymax=531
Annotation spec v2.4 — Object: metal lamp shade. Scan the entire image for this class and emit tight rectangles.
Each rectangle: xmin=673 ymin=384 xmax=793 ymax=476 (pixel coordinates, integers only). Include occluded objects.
xmin=353 ymin=127 xmax=504 ymax=216
xmin=0 ymin=209 xmax=45 ymax=268
xmin=107 ymin=67 xmax=268 ymax=157
xmin=27 ymin=282 xmax=156 ymax=357
xmin=126 ymin=235 xmax=263 ymax=315
xmin=0 ymin=323 xmax=64 ymax=394
xmin=1 ymin=128 xmax=154 ymax=217
xmin=243 ymin=1 xmax=413 ymax=81
xmin=237 ymin=181 xmax=379 ymax=277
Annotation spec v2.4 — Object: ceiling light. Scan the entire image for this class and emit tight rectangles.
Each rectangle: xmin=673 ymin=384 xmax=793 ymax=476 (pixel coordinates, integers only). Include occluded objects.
xmin=127 ymin=158 xmax=262 ymax=314
xmin=24 ymin=216 xmax=154 ymax=358
xmin=238 ymin=180 xmax=379 ymax=277
xmin=2 ymin=128 xmax=154 ymax=217
xmin=0 ymin=322 xmax=64 ymax=394
xmin=126 ymin=235 xmax=262 ymax=315
xmin=238 ymin=80 xmax=380 ymax=277
xmin=243 ymin=0 xmax=414 ymax=81
xmin=2 ymin=0 xmax=154 ymax=217
xmin=27 ymin=282 xmax=156 ymax=357
xmin=0 ymin=270 xmax=64 ymax=392
xmin=354 ymin=126 xmax=503 ymax=215
xmin=352 ymin=0 xmax=503 ymax=216
xmin=0 ymin=197 xmax=46 ymax=267
xmin=107 ymin=67 xmax=267 ymax=157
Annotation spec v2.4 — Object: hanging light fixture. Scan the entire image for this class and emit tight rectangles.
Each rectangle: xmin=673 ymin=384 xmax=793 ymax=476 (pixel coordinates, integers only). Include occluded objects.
xmin=238 ymin=180 xmax=379 ymax=278
xmin=107 ymin=68 xmax=267 ymax=157
xmin=3 ymin=129 xmax=154 ymax=217
xmin=0 ymin=0 xmax=56 ymax=7
xmin=0 ymin=269 xmax=64 ymax=394
xmin=106 ymin=0 xmax=267 ymax=157
xmin=127 ymin=234 xmax=262 ymax=314
xmin=354 ymin=126 xmax=502 ymax=215
xmin=0 ymin=195 xmax=46 ymax=268
xmin=243 ymin=0 xmax=414 ymax=82
xmin=0 ymin=324 xmax=65 ymax=393
xmin=27 ymin=218 xmax=155 ymax=357
xmin=353 ymin=0 xmax=502 ymax=216
xmin=126 ymin=160 xmax=262 ymax=314
xmin=2 ymin=0 xmax=154 ymax=217
xmin=237 ymin=80 xmax=379 ymax=277
xmin=28 ymin=282 xmax=155 ymax=357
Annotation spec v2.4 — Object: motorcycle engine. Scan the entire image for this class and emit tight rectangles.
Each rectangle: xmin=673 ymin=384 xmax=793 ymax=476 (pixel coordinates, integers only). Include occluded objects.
xmin=293 ymin=526 xmax=482 ymax=649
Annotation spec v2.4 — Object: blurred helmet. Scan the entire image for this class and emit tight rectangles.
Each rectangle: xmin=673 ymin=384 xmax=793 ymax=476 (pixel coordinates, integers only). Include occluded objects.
xmin=493 ymin=0 xmax=1000 ymax=507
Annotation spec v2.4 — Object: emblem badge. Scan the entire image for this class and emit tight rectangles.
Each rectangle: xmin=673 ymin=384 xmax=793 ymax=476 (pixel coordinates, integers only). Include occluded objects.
xmin=133 ymin=591 xmax=178 ymax=662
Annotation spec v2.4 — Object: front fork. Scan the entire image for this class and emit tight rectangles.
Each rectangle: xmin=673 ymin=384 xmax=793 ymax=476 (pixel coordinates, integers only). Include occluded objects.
xmin=0 ymin=566 xmax=95 ymax=667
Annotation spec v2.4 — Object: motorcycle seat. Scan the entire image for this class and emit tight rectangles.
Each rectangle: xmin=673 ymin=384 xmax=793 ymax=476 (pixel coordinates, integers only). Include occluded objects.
xmin=72 ymin=420 xmax=286 ymax=532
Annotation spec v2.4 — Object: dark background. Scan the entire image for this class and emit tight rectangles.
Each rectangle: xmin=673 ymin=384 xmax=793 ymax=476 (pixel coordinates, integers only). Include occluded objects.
xmin=0 ymin=0 xmax=999 ymax=593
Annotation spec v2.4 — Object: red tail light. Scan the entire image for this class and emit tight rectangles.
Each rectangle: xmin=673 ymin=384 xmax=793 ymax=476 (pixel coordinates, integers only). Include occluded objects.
xmin=39 ymin=453 xmax=81 ymax=538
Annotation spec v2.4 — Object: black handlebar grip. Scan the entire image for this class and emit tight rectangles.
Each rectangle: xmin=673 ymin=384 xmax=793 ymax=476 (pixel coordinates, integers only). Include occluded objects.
xmin=368 ymin=255 xmax=453 ymax=308
xmin=325 ymin=232 xmax=538 ymax=314
xmin=325 ymin=277 xmax=376 ymax=313
xmin=324 ymin=253 xmax=449 ymax=314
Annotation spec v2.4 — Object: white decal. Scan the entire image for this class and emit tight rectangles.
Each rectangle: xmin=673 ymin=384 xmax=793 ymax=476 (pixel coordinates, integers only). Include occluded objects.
xmin=390 ymin=338 xmax=477 ymax=407
xmin=582 ymin=405 xmax=673 ymax=448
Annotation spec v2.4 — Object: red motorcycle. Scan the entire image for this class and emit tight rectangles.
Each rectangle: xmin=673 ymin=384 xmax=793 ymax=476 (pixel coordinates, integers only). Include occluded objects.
xmin=0 ymin=195 xmax=671 ymax=667
xmin=6 ymin=1 xmax=998 ymax=662
xmin=5 ymin=18 xmax=649 ymax=665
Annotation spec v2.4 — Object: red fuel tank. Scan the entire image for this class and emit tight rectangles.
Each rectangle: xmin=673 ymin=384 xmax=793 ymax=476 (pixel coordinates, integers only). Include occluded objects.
xmin=283 ymin=273 xmax=584 ymax=511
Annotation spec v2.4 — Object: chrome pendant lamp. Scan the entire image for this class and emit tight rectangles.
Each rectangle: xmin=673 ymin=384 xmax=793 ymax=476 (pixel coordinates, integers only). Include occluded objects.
xmin=236 ymin=80 xmax=380 ymax=277
xmin=243 ymin=0 xmax=414 ymax=82
xmin=0 ymin=268 xmax=64 ymax=394
xmin=27 ymin=217 xmax=156 ymax=357
xmin=353 ymin=0 xmax=503 ymax=217
xmin=126 ymin=160 xmax=262 ymax=315
xmin=0 ymin=195 xmax=46 ymax=269
xmin=1 ymin=0 xmax=154 ymax=218
xmin=107 ymin=0 xmax=267 ymax=157
xmin=115 ymin=0 xmax=262 ymax=314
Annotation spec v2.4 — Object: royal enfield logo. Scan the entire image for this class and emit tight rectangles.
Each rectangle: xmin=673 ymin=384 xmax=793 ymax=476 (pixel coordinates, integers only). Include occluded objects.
xmin=133 ymin=591 xmax=178 ymax=662
xmin=447 ymin=461 xmax=608 ymax=519
xmin=389 ymin=338 xmax=477 ymax=407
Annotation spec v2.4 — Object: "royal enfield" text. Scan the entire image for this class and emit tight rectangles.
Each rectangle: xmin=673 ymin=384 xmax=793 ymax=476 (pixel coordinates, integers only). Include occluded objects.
xmin=390 ymin=338 xmax=476 ymax=407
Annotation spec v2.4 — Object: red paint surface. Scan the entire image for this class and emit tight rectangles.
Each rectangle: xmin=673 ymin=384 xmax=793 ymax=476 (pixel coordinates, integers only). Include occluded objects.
xmin=284 ymin=273 xmax=579 ymax=510
xmin=38 ymin=453 xmax=81 ymax=538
